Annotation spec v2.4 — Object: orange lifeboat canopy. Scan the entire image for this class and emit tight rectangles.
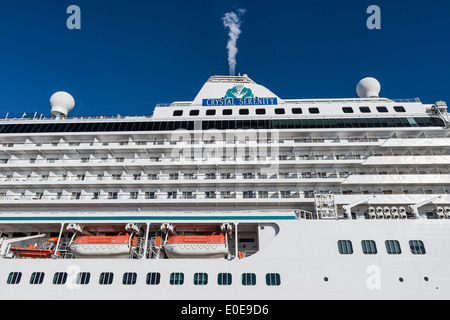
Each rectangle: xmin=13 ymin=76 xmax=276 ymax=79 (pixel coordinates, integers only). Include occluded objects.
xmin=72 ymin=233 xmax=131 ymax=245
xmin=167 ymin=233 xmax=225 ymax=244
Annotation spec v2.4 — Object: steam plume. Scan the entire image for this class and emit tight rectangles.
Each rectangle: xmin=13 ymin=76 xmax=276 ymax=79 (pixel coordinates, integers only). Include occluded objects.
xmin=222 ymin=8 xmax=246 ymax=76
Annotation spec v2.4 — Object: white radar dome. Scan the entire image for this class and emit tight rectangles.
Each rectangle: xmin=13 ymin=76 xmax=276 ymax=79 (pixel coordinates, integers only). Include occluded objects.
xmin=50 ymin=91 xmax=75 ymax=117
xmin=356 ymin=77 xmax=381 ymax=98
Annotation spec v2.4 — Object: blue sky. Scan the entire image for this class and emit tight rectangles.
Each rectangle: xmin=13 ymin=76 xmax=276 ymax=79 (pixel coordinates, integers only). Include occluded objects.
xmin=0 ymin=0 xmax=449 ymax=117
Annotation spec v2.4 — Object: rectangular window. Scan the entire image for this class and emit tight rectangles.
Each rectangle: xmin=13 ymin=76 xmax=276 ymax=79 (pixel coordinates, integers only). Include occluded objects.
xmin=108 ymin=192 xmax=118 ymax=199
xmin=221 ymin=191 xmax=231 ymax=199
xmin=76 ymin=272 xmax=91 ymax=285
xmin=258 ymin=191 xmax=268 ymax=198
xmin=146 ymin=272 xmax=161 ymax=285
xmin=145 ymin=192 xmax=156 ymax=199
xmin=122 ymin=272 xmax=137 ymax=285
xmin=194 ymin=273 xmax=208 ymax=286
xmin=205 ymin=191 xmax=216 ymax=199
xmin=242 ymin=273 xmax=256 ymax=286
xmin=30 ymin=272 xmax=45 ymax=285
xmin=280 ymin=191 xmax=291 ymax=198
xmin=170 ymin=272 xmax=184 ymax=285
xmin=342 ymin=107 xmax=354 ymax=113
xmin=169 ymin=173 xmax=179 ymax=180
xmin=266 ymin=273 xmax=281 ymax=286
xmin=409 ymin=240 xmax=426 ymax=255
xmin=167 ymin=191 xmax=177 ymax=199
xmin=53 ymin=272 xmax=68 ymax=285
xmin=361 ymin=240 xmax=377 ymax=255
xmin=243 ymin=191 xmax=255 ymax=199
xmin=7 ymin=272 xmax=22 ymax=284
xmin=71 ymin=192 xmax=81 ymax=200
xmin=385 ymin=240 xmax=402 ymax=255
xmin=338 ymin=240 xmax=353 ymax=255
xmin=182 ymin=192 xmax=193 ymax=199
xmin=218 ymin=273 xmax=232 ymax=286
xmin=129 ymin=192 xmax=138 ymax=199
xmin=99 ymin=272 xmax=114 ymax=285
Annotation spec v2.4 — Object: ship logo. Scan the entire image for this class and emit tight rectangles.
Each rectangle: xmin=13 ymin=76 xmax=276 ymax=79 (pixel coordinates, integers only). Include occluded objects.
xmin=225 ymin=84 xmax=254 ymax=99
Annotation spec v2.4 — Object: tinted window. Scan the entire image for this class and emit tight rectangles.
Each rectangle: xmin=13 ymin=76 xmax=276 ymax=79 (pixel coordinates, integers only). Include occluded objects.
xmin=409 ymin=240 xmax=426 ymax=255
xmin=223 ymin=109 xmax=232 ymax=115
xmin=292 ymin=108 xmax=303 ymax=114
xmin=361 ymin=240 xmax=377 ymax=255
xmin=170 ymin=272 xmax=184 ymax=285
xmin=394 ymin=106 xmax=406 ymax=113
xmin=194 ymin=273 xmax=208 ymax=285
xmin=385 ymin=240 xmax=402 ymax=255
xmin=218 ymin=273 xmax=232 ymax=286
xmin=377 ymin=106 xmax=388 ymax=113
xmin=123 ymin=272 xmax=137 ymax=285
xmin=338 ymin=240 xmax=353 ymax=254
xmin=189 ymin=110 xmax=200 ymax=116
xmin=7 ymin=272 xmax=22 ymax=284
xmin=342 ymin=107 xmax=354 ymax=114
xmin=206 ymin=110 xmax=216 ymax=116
xmin=53 ymin=272 xmax=68 ymax=285
xmin=242 ymin=273 xmax=256 ymax=286
xmin=76 ymin=272 xmax=90 ymax=285
xmin=309 ymin=108 xmax=320 ymax=114
xmin=359 ymin=107 xmax=371 ymax=113
xmin=239 ymin=109 xmax=249 ymax=115
xmin=146 ymin=272 xmax=161 ymax=285
xmin=266 ymin=273 xmax=281 ymax=286
xmin=256 ymin=109 xmax=266 ymax=115
xmin=30 ymin=272 xmax=45 ymax=285
xmin=99 ymin=272 xmax=114 ymax=285
xmin=275 ymin=108 xmax=285 ymax=115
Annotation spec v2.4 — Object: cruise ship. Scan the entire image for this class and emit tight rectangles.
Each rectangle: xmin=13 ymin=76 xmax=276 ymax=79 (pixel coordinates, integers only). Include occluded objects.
xmin=0 ymin=74 xmax=449 ymax=300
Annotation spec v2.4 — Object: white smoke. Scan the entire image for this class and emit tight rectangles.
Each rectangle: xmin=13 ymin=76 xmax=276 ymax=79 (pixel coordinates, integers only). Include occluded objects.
xmin=222 ymin=8 xmax=246 ymax=76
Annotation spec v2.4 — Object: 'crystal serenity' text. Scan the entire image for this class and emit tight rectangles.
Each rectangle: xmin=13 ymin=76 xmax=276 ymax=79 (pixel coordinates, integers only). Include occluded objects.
xmin=202 ymin=97 xmax=278 ymax=106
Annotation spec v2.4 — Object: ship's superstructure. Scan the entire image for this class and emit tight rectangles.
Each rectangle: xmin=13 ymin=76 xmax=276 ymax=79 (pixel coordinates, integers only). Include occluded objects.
xmin=0 ymin=74 xmax=450 ymax=300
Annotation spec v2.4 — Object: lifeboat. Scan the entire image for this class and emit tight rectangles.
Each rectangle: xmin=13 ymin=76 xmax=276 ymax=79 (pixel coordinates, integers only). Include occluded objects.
xmin=69 ymin=232 xmax=136 ymax=259
xmin=164 ymin=233 xmax=228 ymax=259
xmin=10 ymin=237 xmax=60 ymax=259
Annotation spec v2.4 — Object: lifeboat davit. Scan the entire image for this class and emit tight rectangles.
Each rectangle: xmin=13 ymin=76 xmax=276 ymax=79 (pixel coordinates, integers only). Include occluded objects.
xmin=10 ymin=237 xmax=60 ymax=259
xmin=69 ymin=232 xmax=136 ymax=259
xmin=164 ymin=233 xmax=228 ymax=259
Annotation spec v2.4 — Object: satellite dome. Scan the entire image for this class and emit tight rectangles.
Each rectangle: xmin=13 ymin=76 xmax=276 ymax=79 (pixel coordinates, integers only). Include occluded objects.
xmin=50 ymin=91 xmax=75 ymax=117
xmin=356 ymin=77 xmax=381 ymax=98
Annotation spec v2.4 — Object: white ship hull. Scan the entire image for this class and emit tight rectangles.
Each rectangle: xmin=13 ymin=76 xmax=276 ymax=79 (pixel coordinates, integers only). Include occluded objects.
xmin=0 ymin=219 xmax=449 ymax=300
